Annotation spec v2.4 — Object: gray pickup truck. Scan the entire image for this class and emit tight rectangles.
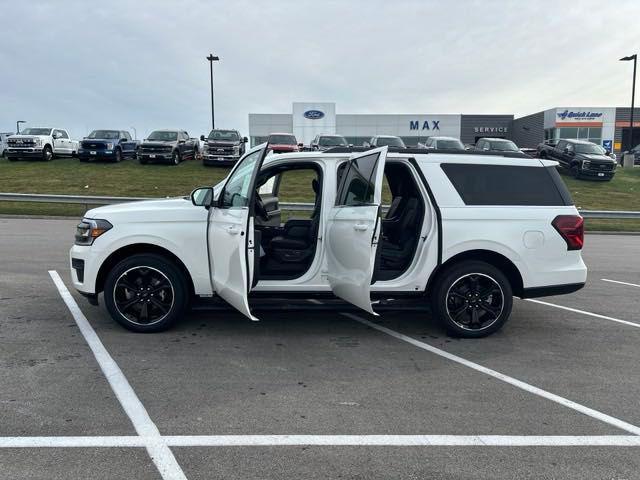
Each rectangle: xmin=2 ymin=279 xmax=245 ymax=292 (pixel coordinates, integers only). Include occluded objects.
xmin=137 ymin=129 xmax=199 ymax=165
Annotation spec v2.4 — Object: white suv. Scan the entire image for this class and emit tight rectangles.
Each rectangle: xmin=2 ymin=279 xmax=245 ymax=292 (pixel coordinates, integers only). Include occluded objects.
xmin=69 ymin=144 xmax=587 ymax=338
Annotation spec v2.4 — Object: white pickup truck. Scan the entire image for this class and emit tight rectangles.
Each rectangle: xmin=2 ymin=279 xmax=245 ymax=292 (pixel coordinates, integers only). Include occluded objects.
xmin=6 ymin=127 xmax=79 ymax=161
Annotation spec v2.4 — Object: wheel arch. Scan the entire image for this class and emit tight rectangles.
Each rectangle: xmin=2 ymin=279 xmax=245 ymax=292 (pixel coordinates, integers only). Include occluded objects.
xmin=95 ymin=243 xmax=195 ymax=297
xmin=426 ymin=249 xmax=524 ymax=297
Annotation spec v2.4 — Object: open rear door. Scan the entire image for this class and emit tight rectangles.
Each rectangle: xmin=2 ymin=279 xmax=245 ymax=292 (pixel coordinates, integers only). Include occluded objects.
xmin=207 ymin=143 xmax=268 ymax=320
xmin=325 ymin=146 xmax=388 ymax=314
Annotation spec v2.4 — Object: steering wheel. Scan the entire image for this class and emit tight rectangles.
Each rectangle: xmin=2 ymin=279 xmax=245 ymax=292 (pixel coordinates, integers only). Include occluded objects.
xmin=254 ymin=193 xmax=269 ymax=221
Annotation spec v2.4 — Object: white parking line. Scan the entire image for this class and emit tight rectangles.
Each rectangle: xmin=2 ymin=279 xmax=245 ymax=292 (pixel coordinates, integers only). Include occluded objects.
xmin=342 ymin=312 xmax=640 ymax=436
xmin=48 ymin=271 xmax=187 ymax=480
xmin=525 ymin=299 xmax=640 ymax=329
xmin=602 ymin=278 xmax=640 ymax=288
xmin=3 ymin=435 xmax=640 ymax=448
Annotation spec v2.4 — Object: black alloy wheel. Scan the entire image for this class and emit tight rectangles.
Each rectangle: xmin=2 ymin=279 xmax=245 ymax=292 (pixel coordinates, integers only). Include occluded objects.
xmin=104 ymin=254 xmax=188 ymax=332
xmin=432 ymin=261 xmax=513 ymax=338
xmin=445 ymin=273 xmax=504 ymax=331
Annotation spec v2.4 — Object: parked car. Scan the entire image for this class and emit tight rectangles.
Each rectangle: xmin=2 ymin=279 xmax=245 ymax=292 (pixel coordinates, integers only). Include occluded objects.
xmin=364 ymin=135 xmax=406 ymax=148
xmin=267 ymin=133 xmax=302 ymax=153
xmin=474 ymin=138 xmax=520 ymax=153
xmin=620 ymin=143 xmax=640 ymax=166
xmin=137 ymin=130 xmax=198 ymax=165
xmin=69 ymin=144 xmax=586 ymax=339
xmin=0 ymin=132 xmax=14 ymax=157
xmin=422 ymin=136 xmax=465 ymax=151
xmin=538 ymin=139 xmax=616 ymax=180
xmin=200 ymin=129 xmax=247 ymax=166
xmin=6 ymin=128 xmax=78 ymax=161
xmin=78 ymin=130 xmax=139 ymax=163
xmin=310 ymin=134 xmax=349 ymax=151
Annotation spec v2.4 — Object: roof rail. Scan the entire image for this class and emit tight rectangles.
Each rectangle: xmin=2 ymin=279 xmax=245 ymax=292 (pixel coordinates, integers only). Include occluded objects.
xmin=323 ymin=146 xmax=530 ymax=158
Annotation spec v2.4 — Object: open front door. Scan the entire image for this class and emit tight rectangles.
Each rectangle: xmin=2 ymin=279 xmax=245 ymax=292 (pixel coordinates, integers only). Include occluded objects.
xmin=325 ymin=146 xmax=388 ymax=314
xmin=207 ymin=144 xmax=268 ymax=320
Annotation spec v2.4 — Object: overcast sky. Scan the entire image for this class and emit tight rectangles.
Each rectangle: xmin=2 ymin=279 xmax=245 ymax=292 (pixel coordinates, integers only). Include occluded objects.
xmin=2 ymin=0 xmax=639 ymax=139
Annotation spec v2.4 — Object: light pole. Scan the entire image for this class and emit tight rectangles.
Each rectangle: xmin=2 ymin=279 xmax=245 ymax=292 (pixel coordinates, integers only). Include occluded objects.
xmin=206 ymin=53 xmax=219 ymax=130
xmin=16 ymin=120 xmax=26 ymax=134
xmin=620 ymin=54 xmax=637 ymax=151
xmin=130 ymin=126 xmax=137 ymax=140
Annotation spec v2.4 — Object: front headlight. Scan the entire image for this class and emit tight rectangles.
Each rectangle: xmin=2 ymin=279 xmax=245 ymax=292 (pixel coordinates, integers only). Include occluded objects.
xmin=106 ymin=143 xmax=114 ymax=150
xmin=75 ymin=219 xmax=112 ymax=246
xmin=33 ymin=138 xmax=42 ymax=146
xmin=233 ymin=145 xmax=240 ymax=153
xmin=582 ymin=161 xmax=591 ymax=170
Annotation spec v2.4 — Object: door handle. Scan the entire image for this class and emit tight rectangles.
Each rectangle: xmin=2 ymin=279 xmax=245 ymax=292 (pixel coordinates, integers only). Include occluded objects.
xmin=353 ymin=223 xmax=368 ymax=231
xmin=226 ymin=226 xmax=240 ymax=235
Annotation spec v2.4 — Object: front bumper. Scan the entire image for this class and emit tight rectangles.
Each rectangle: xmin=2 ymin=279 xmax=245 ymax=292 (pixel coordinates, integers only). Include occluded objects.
xmin=581 ymin=168 xmax=615 ymax=180
xmin=6 ymin=148 xmax=43 ymax=158
xmin=70 ymin=244 xmax=101 ymax=295
xmin=138 ymin=152 xmax=173 ymax=161
xmin=78 ymin=150 xmax=114 ymax=160
xmin=203 ymin=153 xmax=239 ymax=165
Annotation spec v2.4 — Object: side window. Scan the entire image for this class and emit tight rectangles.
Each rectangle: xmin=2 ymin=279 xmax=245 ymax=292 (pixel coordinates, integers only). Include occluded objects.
xmin=122 ymin=131 xmax=131 ymax=141
xmin=335 ymin=152 xmax=381 ymax=206
xmin=61 ymin=130 xmax=69 ymax=139
xmin=441 ymin=164 xmax=571 ymax=206
xmin=566 ymin=143 xmax=574 ymax=153
xmin=220 ymin=150 xmax=261 ymax=208
xmin=258 ymin=175 xmax=277 ymax=196
xmin=556 ymin=140 xmax=565 ymax=150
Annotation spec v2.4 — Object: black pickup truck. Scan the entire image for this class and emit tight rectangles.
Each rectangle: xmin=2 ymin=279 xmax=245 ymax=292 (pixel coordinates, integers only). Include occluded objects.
xmin=537 ymin=138 xmax=616 ymax=181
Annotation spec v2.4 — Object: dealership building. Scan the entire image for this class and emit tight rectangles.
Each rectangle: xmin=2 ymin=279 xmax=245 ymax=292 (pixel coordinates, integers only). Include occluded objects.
xmin=248 ymin=102 xmax=640 ymax=153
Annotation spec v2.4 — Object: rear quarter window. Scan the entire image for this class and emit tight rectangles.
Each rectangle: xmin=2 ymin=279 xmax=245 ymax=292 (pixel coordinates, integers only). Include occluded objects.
xmin=441 ymin=163 xmax=573 ymax=206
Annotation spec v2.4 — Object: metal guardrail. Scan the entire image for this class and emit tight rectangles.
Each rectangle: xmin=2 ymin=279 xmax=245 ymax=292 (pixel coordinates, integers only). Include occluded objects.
xmin=0 ymin=193 xmax=639 ymax=219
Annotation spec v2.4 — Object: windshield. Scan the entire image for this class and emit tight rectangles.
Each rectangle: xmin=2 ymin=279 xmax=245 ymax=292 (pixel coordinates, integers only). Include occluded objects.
xmin=376 ymin=137 xmax=405 ymax=148
xmin=268 ymin=134 xmax=296 ymax=145
xmin=490 ymin=140 xmax=519 ymax=151
xmin=88 ymin=130 xmax=120 ymax=139
xmin=148 ymin=131 xmax=178 ymax=141
xmin=21 ymin=128 xmax=52 ymax=136
xmin=436 ymin=139 xmax=464 ymax=150
xmin=575 ymin=143 xmax=605 ymax=155
xmin=319 ymin=136 xmax=348 ymax=147
xmin=208 ymin=130 xmax=239 ymax=141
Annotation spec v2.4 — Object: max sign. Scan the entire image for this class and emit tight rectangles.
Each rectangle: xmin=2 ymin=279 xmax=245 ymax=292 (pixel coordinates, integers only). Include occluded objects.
xmin=409 ymin=120 xmax=440 ymax=131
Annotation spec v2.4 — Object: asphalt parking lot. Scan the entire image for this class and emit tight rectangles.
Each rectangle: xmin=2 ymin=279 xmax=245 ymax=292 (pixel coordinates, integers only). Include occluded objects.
xmin=1 ymin=217 xmax=639 ymax=479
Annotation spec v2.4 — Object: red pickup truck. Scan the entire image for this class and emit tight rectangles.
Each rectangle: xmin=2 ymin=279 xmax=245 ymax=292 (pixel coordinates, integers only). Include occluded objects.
xmin=267 ymin=133 xmax=302 ymax=153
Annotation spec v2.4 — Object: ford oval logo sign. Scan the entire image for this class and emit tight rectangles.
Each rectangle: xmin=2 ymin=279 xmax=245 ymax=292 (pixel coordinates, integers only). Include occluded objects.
xmin=303 ymin=110 xmax=325 ymax=120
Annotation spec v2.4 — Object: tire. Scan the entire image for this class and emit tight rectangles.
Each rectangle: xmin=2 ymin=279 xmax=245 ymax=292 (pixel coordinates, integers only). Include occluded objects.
xmin=42 ymin=145 xmax=53 ymax=161
xmin=103 ymin=254 xmax=188 ymax=333
xmin=570 ymin=165 xmax=581 ymax=179
xmin=431 ymin=260 xmax=513 ymax=338
xmin=114 ymin=148 xmax=123 ymax=163
xmin=171 ymin=150 xmax=180 ymax=165
xmin=138 ymin=154 xmax=147 ymax=165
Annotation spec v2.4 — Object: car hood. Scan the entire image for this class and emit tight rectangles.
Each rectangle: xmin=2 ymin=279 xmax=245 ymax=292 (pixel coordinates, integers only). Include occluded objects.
xmin=269 ymin=143 xmax=297 ymax=149
xmin=207 ymin=140 xmax=240 ymax=146
xmin=579 ymin=153 xmax=614 ymax=162
xmin=8 ymin=134 xmax=43 ymax=140
xmin=143 ymin=140 xmax=177 ymax=147
xmin=84 ymin=197 xmax=206 ymax=223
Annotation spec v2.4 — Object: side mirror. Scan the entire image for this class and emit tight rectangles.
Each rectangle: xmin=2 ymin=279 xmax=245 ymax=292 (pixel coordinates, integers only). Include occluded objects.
xmin=348 ymin=144 xmax=353 ymax=148
xmin=190 ymin=187 xmax=213 ymax=208
xmin=243 ymin=136 xmax=248 ymax=143
xmin=53 ymin=132 xmax=61 ymax=139
xmin=200 ymin=135 xmax=205 ymax=141
xmin=298 ymin=143 xmax=304 ymax=147
xmin=178 ymin=139 xmax=185 ymax=144
xmin=563 ymin=147 xmax=569 ymax=154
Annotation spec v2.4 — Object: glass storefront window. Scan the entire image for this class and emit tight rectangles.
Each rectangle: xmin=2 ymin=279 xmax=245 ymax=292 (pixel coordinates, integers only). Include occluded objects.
xmin=588 ymin=127 xmax=602 ymax=139
xmin=558 ymin=127 xmax=578 ymax=139
xmin=578 ymin=127 xmax=589 ymax=139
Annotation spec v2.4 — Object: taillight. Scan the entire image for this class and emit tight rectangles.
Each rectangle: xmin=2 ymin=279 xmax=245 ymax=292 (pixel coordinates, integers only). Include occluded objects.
xmin=552 ymin=215 xmax=584 ymax=250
